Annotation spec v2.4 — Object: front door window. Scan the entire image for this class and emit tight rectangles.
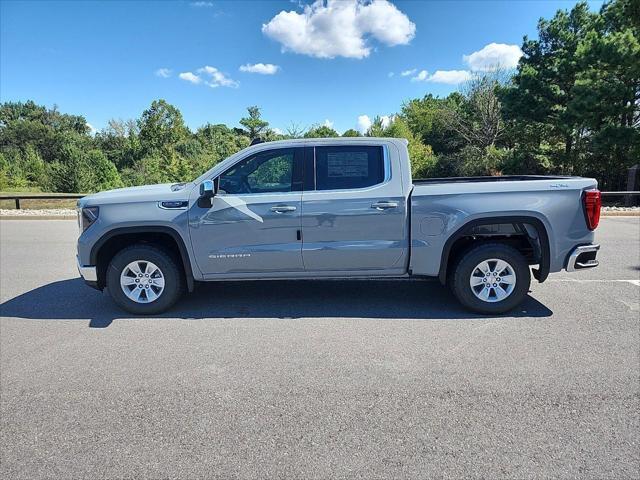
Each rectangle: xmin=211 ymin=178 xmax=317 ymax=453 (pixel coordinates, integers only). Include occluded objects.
xmin=219 ymin=149 xmax=296 ymax=194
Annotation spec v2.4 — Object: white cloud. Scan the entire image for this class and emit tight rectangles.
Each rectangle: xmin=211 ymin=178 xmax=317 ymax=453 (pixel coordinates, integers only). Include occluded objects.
xmin=198 ymin=66 xmax=238 ymax=88
xmin=463 ymin=43 xmax=523 ymax=71
xmin=273 ymin=127 xmax=284 ymax=135
xmin=262 ymin=0 xmax=416 ymax=59
xmin=86 ymin=122 xmax=97 ymax=134
xmin=400 ymin=68 xmax=416 ymax=77
xmin=239 ymin=63 xmax=280 ymax=75
xmin=410 ymin=70 xmax=428 ymax=82
xmin=356 ymin=114 xmax=392 ymax=134
xmin=179 ymin=66 xmax=238 ymax=88
xmin=357 ymin=114 xmax=372 ymax=134
xmin=179 ymin=71 xmax=202 ymax=84
xmin=190 ymin=1 xmax=214 ymax=7
xmin=323 ymin=119 xmax=334 ymax=129
xmin=427 ymin=70 xmax=472 ymax=84
xmin=410 ymin=69 xmax=471 ymax=84
xmin=155 ymin=68 xmax=172 ymax=78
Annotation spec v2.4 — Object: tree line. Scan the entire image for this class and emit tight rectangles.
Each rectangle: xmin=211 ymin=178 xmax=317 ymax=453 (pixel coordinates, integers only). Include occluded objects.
xmin=0 ymin=0 xmax=637 ymax=193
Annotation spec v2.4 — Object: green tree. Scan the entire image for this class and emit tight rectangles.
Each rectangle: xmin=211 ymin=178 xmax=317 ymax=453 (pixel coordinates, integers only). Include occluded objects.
xmin=84 ymin=150 xmax=123 ymax=191
xmin=342 ymin=129 xmax=361 ymax=137
xmin=365 ymin=116 xmax=389 ymax=137
xmin=46 ymin=143 xmax=89 ymax=193
xmin=195 ymin=123 xmax=249 ymax=173
xmin=386 ymin=118 xmax=437 ymax=178
xmin=500 ymin=0 xmax=639 ymax=187
xmin=500 ymin=2 xmax=599 ymax=173
xmin=94 ymin=119 xmax=140 ymax=170
xmin=443 ymin=72 xmax=509 ymax=150
xmin=401 ymin=93 xmax=465 ymax=154
xmin=304 ymin=125 xmax=339 ymax=138
xmin=571 ymin=0 xmax=640 ymax=185
xmin=137 ymin=100 xmax=189 ymax=155
xmin=239 ymin=106 xmax=269 ymax=140
xmin=367 ymin=117 xmax=437 ymax=177
xmin=284 ymin=122 xmax=306 ymax=139
xmin=0 ymin=152 xmax=9 ymax=190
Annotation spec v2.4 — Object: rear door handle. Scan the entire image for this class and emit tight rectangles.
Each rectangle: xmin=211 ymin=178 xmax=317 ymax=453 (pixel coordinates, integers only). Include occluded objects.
xmin=271 ymin=204 xmax=297 ymax=213
xmin=371 ymin=201 xmax=398 ymax=210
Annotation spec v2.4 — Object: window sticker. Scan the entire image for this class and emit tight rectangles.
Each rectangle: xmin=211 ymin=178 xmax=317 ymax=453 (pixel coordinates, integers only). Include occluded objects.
xmin=327 ymin=152 xmax=369 ymax=178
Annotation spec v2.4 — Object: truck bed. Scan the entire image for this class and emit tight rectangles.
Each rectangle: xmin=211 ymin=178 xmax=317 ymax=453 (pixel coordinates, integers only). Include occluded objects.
xmin=408 ymin=174 xmax=597 ymax=278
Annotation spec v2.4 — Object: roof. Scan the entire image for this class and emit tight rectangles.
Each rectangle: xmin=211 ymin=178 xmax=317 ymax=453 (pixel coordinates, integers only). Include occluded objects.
xmin=255 ymin=137 xmax=407 ymax=146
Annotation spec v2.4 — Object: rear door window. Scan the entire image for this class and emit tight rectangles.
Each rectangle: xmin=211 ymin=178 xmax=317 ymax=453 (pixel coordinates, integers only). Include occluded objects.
xmin=314 ymin=146 xmax=384 ymax=191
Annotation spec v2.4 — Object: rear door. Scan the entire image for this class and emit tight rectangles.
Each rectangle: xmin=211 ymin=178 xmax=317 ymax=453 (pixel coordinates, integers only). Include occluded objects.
xmin=301 ymin=144 xmax=408 ymax=273
xmin=190 ymin=147 xmax=304 ymax=276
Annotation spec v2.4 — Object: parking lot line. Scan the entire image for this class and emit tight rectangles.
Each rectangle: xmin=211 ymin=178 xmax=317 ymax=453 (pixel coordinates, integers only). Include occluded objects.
xmin=548 ymin=278 xmax=640 ymax=286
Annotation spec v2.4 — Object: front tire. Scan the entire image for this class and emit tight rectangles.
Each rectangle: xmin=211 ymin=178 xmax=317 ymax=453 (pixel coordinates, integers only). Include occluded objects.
xmin=107 ymin=244 xmax=184 ymax=315
xmin=450 ymin=243 xmax=531 ymax=315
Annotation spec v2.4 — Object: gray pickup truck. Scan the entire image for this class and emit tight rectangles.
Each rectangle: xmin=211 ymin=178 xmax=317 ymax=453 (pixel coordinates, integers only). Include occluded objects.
xmin=76 ymin=138 xmax=601 ymax=315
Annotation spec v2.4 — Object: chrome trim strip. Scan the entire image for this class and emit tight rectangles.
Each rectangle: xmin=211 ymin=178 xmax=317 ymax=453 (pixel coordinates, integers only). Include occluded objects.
xmin=77 ymin=256 xmax=98 ymax=282
xmin=383 ymin=144 xmax=391 ymax=182
xmin=158 ymin=201 xmax=189 ymax=210
xmin=566 ymin=244 xmax=600 ymax=272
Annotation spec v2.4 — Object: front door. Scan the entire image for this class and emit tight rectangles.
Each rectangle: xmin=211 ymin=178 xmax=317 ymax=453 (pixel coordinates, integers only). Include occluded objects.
xmin=190 ymin=147 xmax=304 ymax=276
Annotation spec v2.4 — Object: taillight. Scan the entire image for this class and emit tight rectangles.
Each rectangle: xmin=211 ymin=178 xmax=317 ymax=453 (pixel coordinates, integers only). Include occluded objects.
xmin=583 ymin=189 xmax=601 ymax=230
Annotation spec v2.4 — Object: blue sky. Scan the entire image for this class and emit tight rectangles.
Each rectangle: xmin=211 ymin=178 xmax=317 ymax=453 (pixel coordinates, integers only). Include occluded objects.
xmin=0 ymin=0 xmax=604 ymax=134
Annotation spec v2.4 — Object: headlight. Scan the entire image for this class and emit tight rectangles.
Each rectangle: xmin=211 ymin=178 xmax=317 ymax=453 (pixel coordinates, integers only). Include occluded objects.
xmin=81 ymin=206 xmax=99 ymax=232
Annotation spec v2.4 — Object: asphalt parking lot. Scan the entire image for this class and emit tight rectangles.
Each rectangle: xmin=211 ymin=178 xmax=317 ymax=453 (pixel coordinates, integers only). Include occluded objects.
xmin=1 ymin=217 xmax=638 ymax=479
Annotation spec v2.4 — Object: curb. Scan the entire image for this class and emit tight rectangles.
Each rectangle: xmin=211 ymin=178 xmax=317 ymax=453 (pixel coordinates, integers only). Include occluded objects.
xmin=601 ymin=211 xmax=640 ymax=216
xmin=0 ymin=215 xmax=77 ymax=220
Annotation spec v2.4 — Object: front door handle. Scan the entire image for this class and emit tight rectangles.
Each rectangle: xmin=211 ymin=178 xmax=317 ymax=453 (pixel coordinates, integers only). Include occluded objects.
xmin=371 ymin=201 xmax=398 ymax=210
xmin=271 ymin=204 xmax=297 ymax=213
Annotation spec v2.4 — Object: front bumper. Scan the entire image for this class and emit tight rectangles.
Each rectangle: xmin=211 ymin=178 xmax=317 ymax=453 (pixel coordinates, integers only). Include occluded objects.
xmin=566 ymin=244 xmax=600 ymax=272
xmin=76 ymin=256 xmax=97 ymax=282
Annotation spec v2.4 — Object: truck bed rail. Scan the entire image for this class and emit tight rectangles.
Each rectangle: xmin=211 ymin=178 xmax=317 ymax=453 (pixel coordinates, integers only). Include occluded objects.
xmin=413 ymin=175 xmax=573 ymax=184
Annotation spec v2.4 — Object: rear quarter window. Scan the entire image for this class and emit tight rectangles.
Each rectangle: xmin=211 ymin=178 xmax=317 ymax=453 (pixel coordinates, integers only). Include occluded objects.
xmin=315 ymin=146 xmax=384 ymax=191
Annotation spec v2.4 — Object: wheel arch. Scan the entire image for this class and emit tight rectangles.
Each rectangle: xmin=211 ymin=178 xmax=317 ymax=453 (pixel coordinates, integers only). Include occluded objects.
xmin=90 ymin=226 xmax=195 ymax=292
xmin=438 ymin=215 xmax=551 ymax=286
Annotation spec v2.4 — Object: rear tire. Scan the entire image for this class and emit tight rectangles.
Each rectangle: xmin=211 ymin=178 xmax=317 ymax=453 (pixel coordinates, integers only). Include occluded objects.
xmin=107 ymin=244 xmax=184 ymax=315
xmin=450 ymin=242 xmax=531 ymax=315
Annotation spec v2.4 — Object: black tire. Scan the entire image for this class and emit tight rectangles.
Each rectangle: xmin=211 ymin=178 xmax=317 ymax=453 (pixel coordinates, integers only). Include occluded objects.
xmin=450 ymin=242 xmax=531 ymax=315
xmin=107 ymin=244 xmax=184 ymax=315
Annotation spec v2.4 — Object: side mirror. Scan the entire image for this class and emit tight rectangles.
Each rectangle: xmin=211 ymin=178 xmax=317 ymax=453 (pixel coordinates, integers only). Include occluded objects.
xmin=198 ymin=179 xmax=216 ymax=208
xmin=200 ymin=179 xmax=215 ymax=198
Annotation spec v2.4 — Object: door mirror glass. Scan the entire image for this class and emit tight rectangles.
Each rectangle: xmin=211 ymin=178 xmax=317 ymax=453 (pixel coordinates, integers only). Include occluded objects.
xmin=200 ymin=179 xmax=215 ymax=198
xmin=198 ymin=179 xmax=216 ymax=208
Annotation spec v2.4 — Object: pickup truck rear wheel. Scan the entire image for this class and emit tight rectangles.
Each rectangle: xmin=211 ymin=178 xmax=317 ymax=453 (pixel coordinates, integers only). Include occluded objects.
xmin=107 ymin=244 xmax=184 ymax=315
xmin=451 ymin=243 xmax=531 ymax=315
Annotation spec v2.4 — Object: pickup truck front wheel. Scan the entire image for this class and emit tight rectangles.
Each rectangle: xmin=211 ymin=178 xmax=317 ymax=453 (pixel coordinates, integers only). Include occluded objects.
xmin=107 ymin=245 xmax=184 ymax=315
xmin=451 ymin=243 xmax=531 ymax=315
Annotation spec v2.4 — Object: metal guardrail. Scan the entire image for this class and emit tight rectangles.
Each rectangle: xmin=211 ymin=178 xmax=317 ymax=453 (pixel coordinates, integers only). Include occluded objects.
xmin=601 ymin=191 xmax=640 ymax=195
xmin=601 ymin=191 xmax=640 ymax=207
xmin=1 ymin=191 xmax=639 ymax=210
xmin=0 ymin=194 xmax=84 ymax=209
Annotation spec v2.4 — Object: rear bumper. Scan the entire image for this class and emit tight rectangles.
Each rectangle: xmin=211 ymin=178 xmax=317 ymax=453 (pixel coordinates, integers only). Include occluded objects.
xmin=77 ymin=256 xmax=98 ymax=282
xmin=565 ymin=244 xmax=600 ymax=272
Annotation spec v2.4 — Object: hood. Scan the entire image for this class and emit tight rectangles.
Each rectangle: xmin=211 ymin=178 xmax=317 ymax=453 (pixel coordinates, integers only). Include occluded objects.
xmin=79 ymin=182 xmax=194 ymax=207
